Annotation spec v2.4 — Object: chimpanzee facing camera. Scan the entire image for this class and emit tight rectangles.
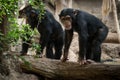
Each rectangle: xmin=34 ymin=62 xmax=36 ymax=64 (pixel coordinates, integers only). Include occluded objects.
xmin=19 ymin=5 xmax=64 ymax=59
xmin=59 ymin=8 xmax=108 ymax=64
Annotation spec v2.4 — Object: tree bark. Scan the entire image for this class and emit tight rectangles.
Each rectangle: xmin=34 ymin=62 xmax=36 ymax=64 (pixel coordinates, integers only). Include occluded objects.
xmin=112 ymin=0 xmax=120 ymax=43
xmin=0 ymin=15 xmax=7 ymax=34
xmin=20 ymin=57 xmax=120 ymax=80
xmin=104 ymin=32 xmax=119 ymax=43
xmin=0 ymin=15 xmax=7 ymax=62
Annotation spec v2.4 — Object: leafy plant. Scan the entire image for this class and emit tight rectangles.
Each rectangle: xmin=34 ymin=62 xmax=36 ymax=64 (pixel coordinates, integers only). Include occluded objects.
xmin=0 ymin=0 xmax=45 ymax=53
xmin=0 ymin=0 xmax=18 ymax=23
xmin=29 ymin=0 xmax=45 ymax=21
xmin=20 ymin=24 xmax=41 ymax=53
xmin=0 ymin=0 xmax=18 ymax=51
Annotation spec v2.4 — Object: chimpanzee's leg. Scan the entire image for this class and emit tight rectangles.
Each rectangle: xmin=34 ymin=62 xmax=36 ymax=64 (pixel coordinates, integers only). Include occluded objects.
xmin=54 ymin=36 xmax=64 ymax=59
xmin=86 ymin=37 xmax=94 ymax=60
xmin=36 ymin=33 xmax=51 ymax=57
xmin=86 ymin=42 xmax=92 ymax=60
xmin=93 ymin=46 xmax=101 ymax=62
xmin=20 ymin=36 xmax=31 ymax=55
xmin=21 ymin=41 xmax=29 ymax=55
xmin=91 ymin=41 xmax=101 ymax=62
xmin=46 ymin=41 xmax=54 ymax=59
xmin=91 ymin=27 xmax=108 ymax=62
xmin=62 ymin=30 xmax=73 ymax=61
xmin=36 ymin=36 xmax=43 ymax=55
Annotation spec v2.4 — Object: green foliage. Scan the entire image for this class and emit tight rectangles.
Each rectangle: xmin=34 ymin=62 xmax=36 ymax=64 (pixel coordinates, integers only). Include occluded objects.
xmin=31 ymin=42 xmax=41 ymax=53
xmin=0 ymin=0 xmax=45 ymax=53
xmin=0 ymin=33 xmax=7 ymax=51
xmin=0 ymin=20 xmax=41 ymax=52
xmin=7 ymin=18 xmax=20 ymax=44
xmin=20 ymin=24 xmax=41 ymax=53
xmin=0 ymin=0 xmax=46 ymax=70
xmin=29 ymin=0 xmax=45 ymax=21
xmin=20 ymin=24 xmax=34 ymax=41
xmin=19 ymin=56 xmax=32 ymax=69
xmin=0 ymin=0 xmax=18 ymax=23
xmin=0 ymin=0 xmax=19 ymax=51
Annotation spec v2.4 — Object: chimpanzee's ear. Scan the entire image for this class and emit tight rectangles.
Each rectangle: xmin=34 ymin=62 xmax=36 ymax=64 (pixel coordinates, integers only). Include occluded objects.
xmin=30 ymin=9 xmax=37 ymax=17
xmin=73 ymin=9 xmax=78 ymax=16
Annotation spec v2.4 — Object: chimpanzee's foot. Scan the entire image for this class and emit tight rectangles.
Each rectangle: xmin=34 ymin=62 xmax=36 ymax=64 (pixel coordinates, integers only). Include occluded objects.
xmin=78 ymin=59 xmax=97 ymax=65
xmin=61 ymin=57 xmax=69 ymax=62
xmin=20 ymin=51 xmax=27 ymax=56
xmin=78 ymin=59 xmax=87 ymax=65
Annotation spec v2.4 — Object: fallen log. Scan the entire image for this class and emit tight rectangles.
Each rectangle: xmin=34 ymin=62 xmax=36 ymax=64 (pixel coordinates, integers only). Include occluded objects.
xmin=20 ymin=56 xmax=120 ymax=80
xmin=34 ymin=32 xmax=120 ymax=44
xmin=104 ymin=32 xmax=119 ymax=43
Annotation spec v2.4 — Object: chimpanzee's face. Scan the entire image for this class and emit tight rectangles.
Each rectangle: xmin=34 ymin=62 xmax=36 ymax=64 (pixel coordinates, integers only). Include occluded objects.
xmin=59 ymin=8 xmax=75 ymax=30
xmin=60 ymin=15 xmax=72 ymax=30
xmin=19 ymin=5 xmax=32 ymax=18
xmin=19 ymin=9 xmax=26 ymax=18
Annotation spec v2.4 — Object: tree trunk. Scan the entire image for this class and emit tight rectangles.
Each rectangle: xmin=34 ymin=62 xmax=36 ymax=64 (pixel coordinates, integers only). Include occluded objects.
xmin=0 ymin=15 xmax=7 ymax=34
xmin=0 ymin=15 xmax=8 ymax=60
xmin=20 ymin=57 xmax=120 ymax=80
xmin=112 ymin=0 xmax=120 ymax=43
xmin=0 ymin=16 xmax=6 ymax=62
xmin=0 ymin=15 xmax=9 ymax=75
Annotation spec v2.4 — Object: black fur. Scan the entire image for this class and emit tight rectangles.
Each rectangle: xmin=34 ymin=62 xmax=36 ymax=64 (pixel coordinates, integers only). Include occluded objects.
xmin=59 ymin=8 xmax=108 ymax=62
xmin=19 ymin=5 xmax=64 ymax=59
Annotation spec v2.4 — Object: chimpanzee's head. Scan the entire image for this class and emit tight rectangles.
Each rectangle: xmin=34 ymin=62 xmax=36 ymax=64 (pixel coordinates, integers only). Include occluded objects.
xmin=19 ymin=4 xmax=38 ymax=18
xmin=59 ymin=8 xmax=78 ymax=30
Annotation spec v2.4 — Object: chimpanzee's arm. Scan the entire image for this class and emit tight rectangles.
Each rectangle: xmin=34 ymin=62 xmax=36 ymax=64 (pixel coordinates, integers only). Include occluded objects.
xmin=62 ymin=29 xmax=73 ymax=62
xmin=77 ymin=20 xmax=88 ymax=63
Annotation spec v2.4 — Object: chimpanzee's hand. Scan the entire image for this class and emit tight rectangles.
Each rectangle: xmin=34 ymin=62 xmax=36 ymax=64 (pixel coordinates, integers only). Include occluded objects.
xmin=78 ymin=59 xmax=87 ymax=65
xmin=61 ymin=57 xmax=69 ymax=62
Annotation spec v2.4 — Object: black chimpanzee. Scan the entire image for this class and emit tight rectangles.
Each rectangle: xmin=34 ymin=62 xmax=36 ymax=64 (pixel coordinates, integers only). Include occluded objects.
xmin=59 ymin=8 xmax=108 ymax=64
xmin=19 ymin=5 xmax=64 ymax=59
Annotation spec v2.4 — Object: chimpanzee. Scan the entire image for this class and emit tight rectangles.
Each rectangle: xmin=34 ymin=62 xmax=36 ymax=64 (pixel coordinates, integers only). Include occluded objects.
xmin=59 ymin=8 xmax=108 ymax=64
xmin=19 ymin=5 xmax=64 ymax=59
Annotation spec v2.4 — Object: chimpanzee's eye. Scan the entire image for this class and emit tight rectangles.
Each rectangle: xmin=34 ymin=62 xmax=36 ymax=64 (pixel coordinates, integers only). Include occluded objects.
xmin=60 ymin=17 xmax=65 ymax=22
xmin=65 ymin=17 xmax=70 ymax=20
